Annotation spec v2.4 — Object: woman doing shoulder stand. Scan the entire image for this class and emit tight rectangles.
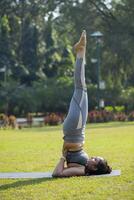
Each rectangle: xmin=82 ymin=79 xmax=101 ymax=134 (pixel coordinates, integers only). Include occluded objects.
xmin=52 ymin=30 xmax=111 ymax=177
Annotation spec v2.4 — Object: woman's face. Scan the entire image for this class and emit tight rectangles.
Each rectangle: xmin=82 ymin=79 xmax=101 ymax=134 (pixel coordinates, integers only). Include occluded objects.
xmin=88 ymin=156 xmax=104 ymax=170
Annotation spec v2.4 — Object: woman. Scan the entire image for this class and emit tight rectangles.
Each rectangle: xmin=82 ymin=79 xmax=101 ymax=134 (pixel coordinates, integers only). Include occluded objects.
xmin=52 ymin=30 xmax=111 ymax=177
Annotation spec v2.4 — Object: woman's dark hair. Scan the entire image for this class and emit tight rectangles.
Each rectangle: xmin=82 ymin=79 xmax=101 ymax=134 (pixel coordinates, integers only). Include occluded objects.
xmin=85 ymin=159 xmax=112 ymax=176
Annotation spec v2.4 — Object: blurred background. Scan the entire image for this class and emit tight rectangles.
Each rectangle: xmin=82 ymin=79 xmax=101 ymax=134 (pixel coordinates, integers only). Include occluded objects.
xmin=0 ymin=0 xmax=134 ymax=125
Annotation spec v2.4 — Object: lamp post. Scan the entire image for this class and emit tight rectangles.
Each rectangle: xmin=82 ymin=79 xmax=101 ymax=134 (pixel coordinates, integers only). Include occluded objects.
xmin=90 ymin=31 xmax=103 ymax=110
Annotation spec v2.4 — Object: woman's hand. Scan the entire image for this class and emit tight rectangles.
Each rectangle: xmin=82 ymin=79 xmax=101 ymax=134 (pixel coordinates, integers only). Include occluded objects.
xmin=62 ymin=143 xmax=67 ymax=157
xmin=52 ymin=157 xmax=85 ymax=177
xmin=62 ymin=148 xmax=67 ymax=158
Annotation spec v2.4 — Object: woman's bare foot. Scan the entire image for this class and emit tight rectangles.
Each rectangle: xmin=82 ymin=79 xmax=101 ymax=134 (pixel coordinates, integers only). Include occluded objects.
xmin=74 ymin=30 xmax=87 ymax=54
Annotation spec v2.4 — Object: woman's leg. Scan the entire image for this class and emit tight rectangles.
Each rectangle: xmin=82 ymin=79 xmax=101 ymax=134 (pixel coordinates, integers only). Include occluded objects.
xmin=63 ymin=30 xmax=88 ymax=145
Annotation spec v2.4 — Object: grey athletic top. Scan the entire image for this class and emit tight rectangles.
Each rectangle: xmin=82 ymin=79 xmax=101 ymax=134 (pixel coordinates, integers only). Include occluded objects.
xmin=66 ymin=150 xmax=89 ymax=166
xmin=63 ymin=57 xmax=88 ymax=143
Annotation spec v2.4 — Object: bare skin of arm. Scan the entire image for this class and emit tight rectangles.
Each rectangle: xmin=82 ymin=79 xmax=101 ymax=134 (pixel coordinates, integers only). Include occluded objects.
xmin=52 ymin=157 xmax=85 ymax=177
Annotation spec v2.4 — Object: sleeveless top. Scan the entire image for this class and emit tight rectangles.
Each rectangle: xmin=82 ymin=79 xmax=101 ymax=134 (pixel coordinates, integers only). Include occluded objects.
xmin=66 ymin=149 xmax=89 ymax=166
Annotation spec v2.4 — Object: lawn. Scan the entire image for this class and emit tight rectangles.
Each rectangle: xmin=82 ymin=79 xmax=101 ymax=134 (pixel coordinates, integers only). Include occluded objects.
xmin=0 ymin=122 xmax=134 ymax=200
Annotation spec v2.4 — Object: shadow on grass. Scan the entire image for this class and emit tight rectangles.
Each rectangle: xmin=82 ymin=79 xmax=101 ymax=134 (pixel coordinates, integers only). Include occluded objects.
xmin=0 ymin=177 xmax=56 ymax=191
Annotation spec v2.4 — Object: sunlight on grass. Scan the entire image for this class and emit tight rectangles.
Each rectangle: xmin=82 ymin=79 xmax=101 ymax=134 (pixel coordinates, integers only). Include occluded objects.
xmin=0 ymin=122 xmax=134 ymax=200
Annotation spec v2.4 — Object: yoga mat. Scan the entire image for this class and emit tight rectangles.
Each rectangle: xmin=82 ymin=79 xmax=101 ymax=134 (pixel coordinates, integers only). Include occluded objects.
xmin=0 ymin=170 xmax=121 ymax=179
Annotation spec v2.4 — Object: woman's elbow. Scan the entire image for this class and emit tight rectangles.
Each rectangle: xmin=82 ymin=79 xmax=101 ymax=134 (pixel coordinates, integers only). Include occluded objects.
xmin=52 ymin=171 xmax=63 ymax=178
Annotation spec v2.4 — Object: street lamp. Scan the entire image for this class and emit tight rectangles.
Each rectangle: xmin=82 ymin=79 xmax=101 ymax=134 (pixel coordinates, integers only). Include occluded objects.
xmin=90 ymin=31 xmax=103 ymax=110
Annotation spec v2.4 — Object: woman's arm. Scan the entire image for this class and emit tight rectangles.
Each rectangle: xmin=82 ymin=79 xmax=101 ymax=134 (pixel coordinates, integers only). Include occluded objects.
xmin=52 ymin=157 xmax=85 ymax=177
xmin=52 ymin=157 xmax=65 ymax=177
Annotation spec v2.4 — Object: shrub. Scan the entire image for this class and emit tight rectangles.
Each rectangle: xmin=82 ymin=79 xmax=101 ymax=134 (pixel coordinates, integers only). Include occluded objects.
xmin=88 ymin=110 xmax=114 ymax=123
xmin=114 ymin=112 xmax=127 ymax=122
xmin=88 ymin=111 xmax=97 ymax=123
xmin=121 ymin=87 xmax=134 ymax=111
xmin=101 ymin=110 xmax=115 ymax=122
xmin=27 ymin=113 xmax=33 ymax=127
xmin=44 ymin=113 xmax=62 ymax=125
xmin=0 ymin=113 xmax=5 ymax=121
xmin=8 ymin=115 xmax=17 ymax=129
xmin=105 ymin=106 xmax=114 ymax=112
xmin=105 ymin=106 xmax=125 ymax=112
xmin=128 ymin=111 xmax=134 ymax=121
xmin=0 ymin=113 xmax=9 ymax=128
xmin=114 ymin=106 xmax=125 ymax=112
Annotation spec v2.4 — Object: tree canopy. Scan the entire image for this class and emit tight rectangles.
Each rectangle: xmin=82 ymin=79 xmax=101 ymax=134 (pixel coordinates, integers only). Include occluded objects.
xmin=0 ymin=0 xmax=134 ymax=115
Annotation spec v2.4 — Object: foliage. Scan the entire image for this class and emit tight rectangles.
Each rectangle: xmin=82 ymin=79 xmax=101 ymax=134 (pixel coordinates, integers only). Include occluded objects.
xmin=121 ymin=87 xmax=134 ymax=111
xmin=0 ymin=113 xmax=17 ymax=128
xmin=0 ymin=113 xmax=5 ymax=120
xmin=105 ymin=105 xmax=125 ymax=112
xmin=88 ymin=110 xmax=133 ymax=123
xmin=114 ymin=112 xmax=127 ymax=122
xmin=8 ymin=115 xmax=17 ymax=128
xmin=0 ymin=0 xmax=134 ymax=115
xmin=128 ymin=111 xmax=134 ymax=121
xmin=88 ymin=110 xmax=114 ymax=123
xmin=26 ymin=113 xmax=33 ymax=127
xmin=44 ymin=113 xmax=62 ymax=125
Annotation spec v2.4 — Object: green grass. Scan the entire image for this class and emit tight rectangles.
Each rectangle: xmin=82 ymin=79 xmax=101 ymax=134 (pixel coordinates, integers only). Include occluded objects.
xmin=0 ymin=122 xmax=134 ymax=200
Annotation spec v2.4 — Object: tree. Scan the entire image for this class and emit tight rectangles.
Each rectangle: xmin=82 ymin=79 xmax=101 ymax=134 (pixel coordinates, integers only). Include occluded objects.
xmin=0 ymin=0 xmax=134 ymax=114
